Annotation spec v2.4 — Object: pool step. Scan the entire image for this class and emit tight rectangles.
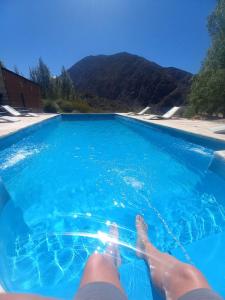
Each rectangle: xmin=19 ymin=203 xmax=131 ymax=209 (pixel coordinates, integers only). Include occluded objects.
xmin=209 ymin=150 xmax=225 ymax=180
xmin=171 ymin=231 xmax=225 ymax=298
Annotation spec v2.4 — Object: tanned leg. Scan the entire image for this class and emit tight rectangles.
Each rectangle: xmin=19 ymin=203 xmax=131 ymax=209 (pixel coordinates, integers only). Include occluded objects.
xmin=136 ymin=215 xmax=210 ymax=300
xmin=78 ymin=223 xmax=124 ymax=293
xmin=0 ymin=294 xmax=55 ymax=300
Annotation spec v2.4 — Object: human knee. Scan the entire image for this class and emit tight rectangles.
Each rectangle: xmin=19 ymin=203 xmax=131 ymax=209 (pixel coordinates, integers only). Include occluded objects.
xmin=87 ymin=253 xmax=107 ymax=269
xmin=171 ymin=263 xmax=204 ymax=283
xmin=179 ymin=264 xmax=202 ymax=280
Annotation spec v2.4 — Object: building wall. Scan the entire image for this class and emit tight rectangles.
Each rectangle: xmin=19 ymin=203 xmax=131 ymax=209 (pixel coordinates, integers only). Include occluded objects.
xmin=0 ymin=67 xmax=9 ymax=105
xmin=1 ymin=68 xmax=42 ymax=112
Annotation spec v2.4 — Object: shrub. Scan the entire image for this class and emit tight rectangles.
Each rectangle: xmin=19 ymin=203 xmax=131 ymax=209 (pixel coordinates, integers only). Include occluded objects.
xmin=58 ymin=100 xmax=74 ymax=112
xmin=183 ymin=105 xmax=197 ymax=118
xmin=73 ymin=100 xmax=92 ymax=113
xmin=44 ymin=98 xmax=93 ymax=113
xmin=43 ymin=100 xmax=58 ymax=113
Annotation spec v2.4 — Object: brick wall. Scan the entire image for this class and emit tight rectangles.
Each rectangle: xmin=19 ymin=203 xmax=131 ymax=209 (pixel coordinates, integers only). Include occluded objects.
xmin=2 ymin=68 xmax=42 ymax=112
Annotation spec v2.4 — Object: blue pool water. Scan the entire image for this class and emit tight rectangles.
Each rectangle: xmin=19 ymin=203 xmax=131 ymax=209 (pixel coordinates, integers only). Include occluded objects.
xmin=0 ymin=114 xmax=225 ymax=299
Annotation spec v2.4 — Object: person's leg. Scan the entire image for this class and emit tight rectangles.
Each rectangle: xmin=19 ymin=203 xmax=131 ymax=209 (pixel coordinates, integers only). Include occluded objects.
xmin=136 ymin=215 xmax=210 ymax=300
xmin=78 ymin=223 xmax=124 ymax=292
xmin=0 ymin=294 xmax=55 ymax=300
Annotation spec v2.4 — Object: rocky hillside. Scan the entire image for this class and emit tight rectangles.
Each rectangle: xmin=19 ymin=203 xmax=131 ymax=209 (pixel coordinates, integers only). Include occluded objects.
xmin=68 ymin=52 xmax=192 ymax=112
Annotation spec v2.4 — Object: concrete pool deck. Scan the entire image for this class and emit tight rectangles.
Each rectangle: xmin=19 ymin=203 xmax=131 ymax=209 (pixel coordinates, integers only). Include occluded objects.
xmin=119 ymin=113 xmax=225 ymax=143
xmin=0 ymin=114 xmax=57 ymax=138
xmin=0 ymin=112 xmax=225 ymax=143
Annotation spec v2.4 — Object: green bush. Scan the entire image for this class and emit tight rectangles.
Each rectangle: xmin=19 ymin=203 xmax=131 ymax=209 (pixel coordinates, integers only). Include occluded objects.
xmin=43 ymin=98 xmax=93 ymax=113
xmin=183 ymin=105 xmax=196 ymax=118
xmin=73 ymin=100 xmax=92 ymax=113
xmin=58 ymin=100 xmax=74 ymax=112
xmin=187 ymin=0 xmax=225 ymax=117
xmin=43 ymin=100 xmax=58 ymax=113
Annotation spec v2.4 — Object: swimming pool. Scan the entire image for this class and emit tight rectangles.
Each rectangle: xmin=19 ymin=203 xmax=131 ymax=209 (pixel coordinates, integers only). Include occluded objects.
xmin=0 ymin=114 xmax=225 ymax=299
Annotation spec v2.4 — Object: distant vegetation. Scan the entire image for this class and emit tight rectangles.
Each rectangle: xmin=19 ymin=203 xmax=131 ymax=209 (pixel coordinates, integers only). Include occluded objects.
xmin=68 ymin=52 xmax=192 ymax=113
xmin=188 ymin=0 xmax=225 ymax=118
xmin=29 ymin=58 xmax=93 ymax=113
xmin=2 ymin=1 xmax=223 ymax=117
xmin=0 ymin=60 xmax=5 ymax=68
xmin=28 ymin=54 xmax=192 ymax=114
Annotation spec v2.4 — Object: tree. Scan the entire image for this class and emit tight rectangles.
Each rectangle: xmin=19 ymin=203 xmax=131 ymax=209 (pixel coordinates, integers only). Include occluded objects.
xmin=60 ymin=66 xmax=75 ymax=100
xmin=52 ymin=76 xmax=62 ymax=99
xmin=0 ymin=60 xmax=5 ymax=68
xmin=30 ymin=59 xmax=76 ymax=100
xmin=29 ymin=58 xmax=53 ymax=98
xmin=14 ymin=65 xmax=20 ymax=75
xmin=188 ymin=0 xmax=225 ymax=116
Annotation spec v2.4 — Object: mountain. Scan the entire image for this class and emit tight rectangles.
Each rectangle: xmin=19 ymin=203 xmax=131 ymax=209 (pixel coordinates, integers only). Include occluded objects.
xmin=68 ymin=52 xmax=192 ymax=112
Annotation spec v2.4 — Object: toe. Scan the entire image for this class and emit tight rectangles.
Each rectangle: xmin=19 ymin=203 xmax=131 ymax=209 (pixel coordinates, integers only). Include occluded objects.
xmin=136 ymin=215 xmax=141 ymax=224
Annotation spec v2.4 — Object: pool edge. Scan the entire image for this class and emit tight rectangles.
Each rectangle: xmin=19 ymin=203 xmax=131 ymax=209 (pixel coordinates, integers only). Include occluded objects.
xmin=116 ymin=114 xmax=225 ymax=146
xmin=0 ymin=114 xmax=59 ymax=140
xmin=116 ymin=114 xmax=225 ymax=180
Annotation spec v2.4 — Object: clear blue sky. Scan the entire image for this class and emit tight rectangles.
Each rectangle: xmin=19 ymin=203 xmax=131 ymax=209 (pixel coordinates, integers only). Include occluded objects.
xmin=0 ymin=0 xmax=215 ymax=76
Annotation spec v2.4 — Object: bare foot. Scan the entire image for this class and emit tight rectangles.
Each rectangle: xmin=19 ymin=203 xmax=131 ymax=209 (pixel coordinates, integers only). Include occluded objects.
xmin=109 ymin=222 xmax=119 ymax=241
xmin=136 ymin=215 xmax=149 ymax=258
xmin=105 ymin=223 xmax=121 ymax=267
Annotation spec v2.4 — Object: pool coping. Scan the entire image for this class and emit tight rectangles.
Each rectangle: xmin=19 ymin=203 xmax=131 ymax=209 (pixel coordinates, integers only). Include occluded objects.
xmin=0 ymin=114 xmax=61 ymax=152
xmin=1 ymin=112 xmax=225 ymax=178
xmin=1 ymin=112 xmax=224 ymax=145
xmin=116 ymin=113 xmax=225 ymax=145
xmin=116 ymin=113 xmax=225 ymax=179
xmin=0 ymin=114 xmax=58 ymax=140
xmin=0 ymin=113 xmax=119 ymax=138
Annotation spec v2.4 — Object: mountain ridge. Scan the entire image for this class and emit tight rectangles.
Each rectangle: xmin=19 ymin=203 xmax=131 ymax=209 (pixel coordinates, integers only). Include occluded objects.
xmin=68 ymin=52 xmax=192 ymax=112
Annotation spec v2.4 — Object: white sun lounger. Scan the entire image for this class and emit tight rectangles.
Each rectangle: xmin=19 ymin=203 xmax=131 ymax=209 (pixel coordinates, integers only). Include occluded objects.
xmin=147 ymin=106 xmax=181 ymax=120
xmin=128 ymin=106 xmax=151 ymax=115
xmin=1 ymin=105 xmax=38 ymax=117
xmin=0 ymin=116 xmax=20 ymax=122
xmin=210 ymin=125 xmax=225 ymax=134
